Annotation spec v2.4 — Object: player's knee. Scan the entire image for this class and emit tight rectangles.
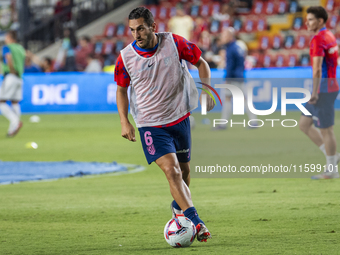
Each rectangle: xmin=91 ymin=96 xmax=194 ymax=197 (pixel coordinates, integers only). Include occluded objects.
xmin=182 ymin=167 xmax=190 ymax=176
xmin=298 ymin=121 xmax=309 ymax=134
xmin=320 ymin=127 xmax=333 ymax=137
xmin=163 ymin=165 xmax=182 ymax=181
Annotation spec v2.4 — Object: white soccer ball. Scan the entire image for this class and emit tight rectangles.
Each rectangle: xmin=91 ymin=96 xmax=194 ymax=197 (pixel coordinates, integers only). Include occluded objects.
xmin=164 ymin=215 xmax=196 ymax=248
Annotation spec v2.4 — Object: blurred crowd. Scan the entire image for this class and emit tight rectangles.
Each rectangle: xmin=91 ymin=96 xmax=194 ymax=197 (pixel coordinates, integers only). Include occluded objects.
xmin=23 ymin=0 xmax=340 ymax=73
xmin=24 ymin=28 xmax=102 ymax=73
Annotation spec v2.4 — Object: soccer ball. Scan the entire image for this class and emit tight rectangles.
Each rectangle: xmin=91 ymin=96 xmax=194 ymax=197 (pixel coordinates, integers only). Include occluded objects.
xmin=164 ymin=215 xmax=196 ymax=248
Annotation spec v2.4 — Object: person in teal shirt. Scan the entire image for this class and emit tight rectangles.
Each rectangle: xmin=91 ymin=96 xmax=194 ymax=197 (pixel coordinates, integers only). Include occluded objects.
xmin=0 ymin=30 xmax=26 ymax=137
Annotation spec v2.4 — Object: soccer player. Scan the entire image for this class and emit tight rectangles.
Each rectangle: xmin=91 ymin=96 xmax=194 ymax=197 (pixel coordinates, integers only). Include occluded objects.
xmin=115 ymin=7 xmax=214 ymax=242
xmin=0 ymin=31 xmax=26 ymax=137
xmin=299 ymin=6 xmax=339 ymax=179
xmin=214 ymin=27 xmax=257 ymax=130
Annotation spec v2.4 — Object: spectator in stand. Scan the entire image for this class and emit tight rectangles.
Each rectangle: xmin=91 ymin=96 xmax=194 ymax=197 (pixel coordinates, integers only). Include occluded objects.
xmin=168 ymin=5 xmax=194 ymax=40
xmin=212 ymin=3 xmax=234 ymax=21
xmin=197 ymin=30 xmax=211 ymax=54
xmin=145 ymin=0 xmax=159 ymax=5
xmin=84 ymin=53 xmax=102 ymax=73
xmin=24 ymin=51 xmax=42 ymax=73
xmin=211 ymin=36 xmax=223 ymax=55
xmin=204 ymin=51 xmax=217 ymax=69
xmin=57 ymin=28 xmax=77 ymax=71
xmin=236 ymin=0 xmax=253 ymax=13
xmin=54 ymin=0 xmax=74 ymax=40
xmin=214 ymin=27 xmax=256 ymax=130
xmin=42 ymin=57 xmax=54 ymax=73
xmin=217 ymin=48 xmax=226 ymax=69
xmin=192 ymin=16 xmax=207 ymax=43
xmin=75 ymin=35 xmax=93 ymax=71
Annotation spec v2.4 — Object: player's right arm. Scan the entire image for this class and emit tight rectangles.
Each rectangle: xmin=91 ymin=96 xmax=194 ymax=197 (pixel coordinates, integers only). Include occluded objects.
xmin=310 ymin=56 xmax=323 ymax=104
xmin=3 ymin=46 xmax=16 ymax=75
xmin=309 ymin=36 xmax=324 ymax=104
xmin=116 ymin=86 xmax=136 ymax=142
xmin=115 ymin=54 xmax=136 ymax=142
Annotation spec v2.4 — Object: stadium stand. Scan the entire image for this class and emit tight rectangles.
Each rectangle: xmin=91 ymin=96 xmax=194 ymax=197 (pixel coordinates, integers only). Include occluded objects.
xmin=80 ymin=0 xmax=339 ymax=70
xmin=15 ymin=0 xmax=340 ymax=71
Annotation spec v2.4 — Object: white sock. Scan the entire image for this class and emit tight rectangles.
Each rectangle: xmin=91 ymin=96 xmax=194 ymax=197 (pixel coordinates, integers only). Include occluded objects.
xmin=12 ymin=103 xmax=21 ymax=120
xmin=319 ymin=144 xmax=327 ymax=156
xmin=0 ymin=103 xmax=19 ymax=132
xmin=221 ymin=100 xmax=232 ymax=126
xmin=326 ymin=155 xmax=338 ymax=173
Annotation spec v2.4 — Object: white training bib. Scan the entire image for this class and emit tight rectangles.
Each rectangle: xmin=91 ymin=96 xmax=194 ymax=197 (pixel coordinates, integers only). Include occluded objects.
xmin=120 ymin=32 xmax=198 ymax=127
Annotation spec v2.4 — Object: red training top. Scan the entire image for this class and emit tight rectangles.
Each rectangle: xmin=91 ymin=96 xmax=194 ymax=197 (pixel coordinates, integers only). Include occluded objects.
xmin=309 ymin=27 xmax=339 ymax=93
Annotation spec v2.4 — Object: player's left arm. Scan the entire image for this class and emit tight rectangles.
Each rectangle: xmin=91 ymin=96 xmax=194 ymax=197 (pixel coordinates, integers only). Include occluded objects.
xmin=309 ymin=56 xmax=323 ymax=104
xmin=5 ymin=53 xmax=16 ymax=75
xmin=173 ymin=34 xmax=215 ymax=111
xmin=195 ymin=57 xmax=215 ymax=111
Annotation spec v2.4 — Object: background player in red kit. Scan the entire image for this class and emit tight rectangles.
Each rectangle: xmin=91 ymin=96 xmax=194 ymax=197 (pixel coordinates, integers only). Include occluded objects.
xmin=115 ymin=7 xmax=214 ymax=241
xmin=299 ymin=6 xmax=340 ymax=179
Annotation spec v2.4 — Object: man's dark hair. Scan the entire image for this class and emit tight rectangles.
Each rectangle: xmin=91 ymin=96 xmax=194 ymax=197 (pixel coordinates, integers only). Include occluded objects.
xmin=87 ymin=53 xmax=96 ymax=59
xmin=7 ymin=30 xmax=17 ymax=41
xmin=81 ymin=35 xmax=91 ymax=43
xmin=43 ymin=57 xmax=53 ymax=66
xmin=307 ymin=6 xmax=328 ymax=23
xmin=128 ymin=7 xmax=154 ymax=27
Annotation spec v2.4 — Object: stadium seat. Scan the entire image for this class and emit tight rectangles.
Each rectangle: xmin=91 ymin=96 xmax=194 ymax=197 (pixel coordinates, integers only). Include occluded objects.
xmin=103 ymin=23 xmax=116 ymax=38
xmin=300 ymin=54 xmax=310 ymax=66
xmin=284 ymin=35 xmax=294 ymax=49
xmin=220 ymin=20 xmax=231 ymax=31
xmin=259 ymin=36 xmax=270 ymax=50
xmin=157 ymin=6 xmax=169 ymax=20
xmin=295 ymin=35 xmax=308 ymax=49
xmin=103 ymin=41 xmax=114 ymax=55
xmin=210 ymin=20 xmax=220 ymax=34
xmin=327 ymin=13 xmax=339 ymax=29
xmin=335 ymin=32 xmax=340 ymax=46
xmin=116 ymin=23 xmax=126 ymax=38
xmin=272 ymin=35 xmax=282 ymax=50
xmin=94 ymin=41 xmax=104 ymax=55
xmin=326 ymin=0 xmax=335 ymax=11
xmin=200 ymin=4 xmax=210 ymax=17
xmin=265 ymin=1 xmax=276 ymax=15
xmin=249 ymin=52 xmax=262 ymax=67
xmin=288 ymin=54 xmax=298 ymax=67
xmin=263 ymin=54 xmax=273 ymax=68
xmin=252 ymin=1 xmax=264 ymax=15
xmin=243 ymin=18 xmax=255 ymax=32
xmin=115 ymin=40 xmax=125 ymax=54
xmin=169 ymin=6 xmax=177 ymax=18
xmin=149 ymin=6 xmax=158 ymax=18
xmin=257 ymin=18 xmax=267 ymax=32
xmin=190 ymin=5 xmax=200 ymax=17
xmin=157 ymin=20 xmax=168 ymax=33
xmin=211 ymin=3 xmax=221 ymax=15
xmin=233 ymin=18 xmax=243 ymax=32
xmin=277 ymin=0 xmax=287 ymax=14
xmin=274 ymin=54 xmax=288 ymax=67
xmin=292 ymin=17 xmax=303 ymax=31
xmin=289 ymin=1 xmax=299 ymax=13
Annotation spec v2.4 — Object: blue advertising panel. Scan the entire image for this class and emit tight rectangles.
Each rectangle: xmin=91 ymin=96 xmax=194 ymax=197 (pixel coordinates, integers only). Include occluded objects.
xmin=0 ymin=67 xmax=339 ymax=113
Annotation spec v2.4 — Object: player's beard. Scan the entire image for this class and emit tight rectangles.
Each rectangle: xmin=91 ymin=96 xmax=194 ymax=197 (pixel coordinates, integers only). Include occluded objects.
xmin=138 ymin=31 xmax=155 ymax=49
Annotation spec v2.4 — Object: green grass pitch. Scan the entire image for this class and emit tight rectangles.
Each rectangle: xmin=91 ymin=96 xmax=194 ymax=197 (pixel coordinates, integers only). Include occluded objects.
xmin=0 ymin=112 xmax=339 ymax=254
